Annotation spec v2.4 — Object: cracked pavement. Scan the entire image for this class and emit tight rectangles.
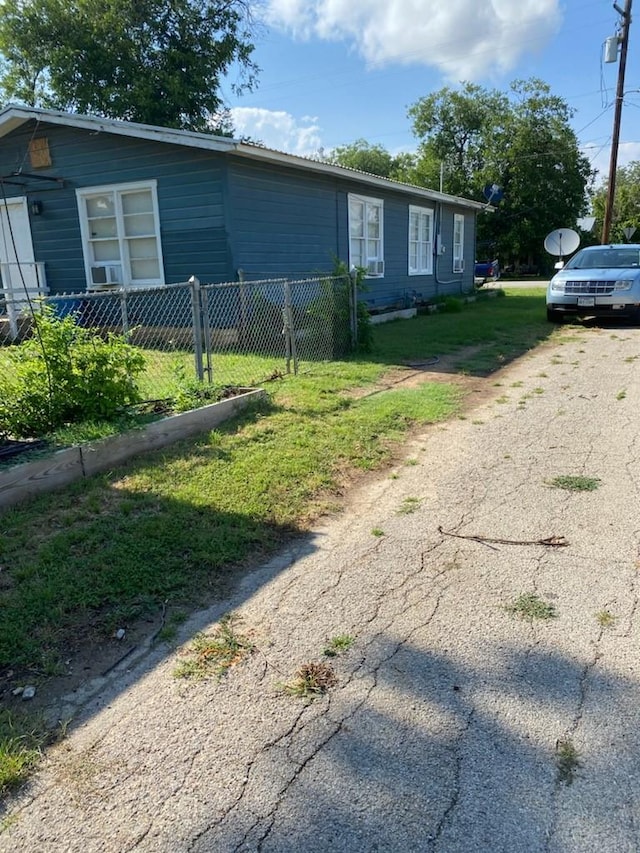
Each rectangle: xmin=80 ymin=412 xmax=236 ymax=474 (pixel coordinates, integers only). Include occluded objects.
xmin=2 ymin=323 xmax=640 ymax=852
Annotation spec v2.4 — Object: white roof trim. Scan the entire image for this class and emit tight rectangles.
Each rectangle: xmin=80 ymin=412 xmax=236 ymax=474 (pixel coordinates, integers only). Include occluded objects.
xmin=231 ymin=143 xmax=487 ymax=210
xmin=0 ymin=104 xmax=487 ymax=211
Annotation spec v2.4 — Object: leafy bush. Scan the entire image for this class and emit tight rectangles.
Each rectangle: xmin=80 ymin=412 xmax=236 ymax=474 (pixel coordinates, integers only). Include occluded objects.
xmin=433 ymin=296 xmax=464 ymax=313
xmin=0 ymin=306 xmax=146 ymax=438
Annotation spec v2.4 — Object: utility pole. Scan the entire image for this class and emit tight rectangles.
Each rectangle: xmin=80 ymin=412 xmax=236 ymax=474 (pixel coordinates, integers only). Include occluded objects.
xmin=602 ymin=0 xmax=633 ymax=244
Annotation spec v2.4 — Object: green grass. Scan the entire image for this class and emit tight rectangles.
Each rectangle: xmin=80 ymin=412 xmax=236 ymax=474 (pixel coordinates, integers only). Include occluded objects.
xmin=374 ymin=287 xmax=549 ymax=375
xmin=0 ymin=291 xmax=555 ymax=673
xmin=0 ymin=288 xmax=557 ymax=787
xmin=0 ymin=709 xmax=51 ymax=796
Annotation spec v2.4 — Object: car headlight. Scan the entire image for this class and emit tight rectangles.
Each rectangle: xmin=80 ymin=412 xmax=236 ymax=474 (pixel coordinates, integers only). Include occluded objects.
xmin=614 ymin=279 xmax=633 ymax=291
xmin=550 ymin=279 xmax=564 ymax=293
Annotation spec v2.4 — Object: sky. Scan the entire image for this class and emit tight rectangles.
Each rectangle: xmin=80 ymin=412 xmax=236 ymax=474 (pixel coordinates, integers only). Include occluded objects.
xmin=223 ymin=0 xmax=640 ymax=186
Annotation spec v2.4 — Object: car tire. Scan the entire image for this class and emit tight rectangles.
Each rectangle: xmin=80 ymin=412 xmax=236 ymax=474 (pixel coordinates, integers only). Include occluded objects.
xmin=546 ymin=307 xmax=563 ymax=323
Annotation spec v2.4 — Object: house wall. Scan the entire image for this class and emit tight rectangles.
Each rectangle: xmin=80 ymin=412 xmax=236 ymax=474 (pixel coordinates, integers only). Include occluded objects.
xmin=0 ymin=119 xmax=477 ymax=305
xmin=228 ymin=161 xmax=477 ymax=308
xmin=0 ymin=120 xmax=234 ymax=294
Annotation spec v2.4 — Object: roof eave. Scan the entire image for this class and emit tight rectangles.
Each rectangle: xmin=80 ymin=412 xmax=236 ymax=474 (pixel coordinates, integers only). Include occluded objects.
xmin=231 ymin=143 xmax=487 ymax=210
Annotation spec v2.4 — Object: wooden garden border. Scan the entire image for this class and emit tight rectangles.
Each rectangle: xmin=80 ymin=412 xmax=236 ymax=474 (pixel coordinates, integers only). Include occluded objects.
xmin=0 ymin=389 xmax=265 ymax=510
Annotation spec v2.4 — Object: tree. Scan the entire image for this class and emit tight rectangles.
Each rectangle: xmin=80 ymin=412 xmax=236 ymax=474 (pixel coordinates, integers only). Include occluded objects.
xmin=407 ymin=82 xmax=509 ymax=197
xmin=407 ymin=79 xmax=594 ymax=270
xmin=0 ymin=0 xmax=258 ymax=132
xmin=328 ymin=138 xmax=417 ymax=182
xmin=591 ymin=161 xmax=640 ymax=243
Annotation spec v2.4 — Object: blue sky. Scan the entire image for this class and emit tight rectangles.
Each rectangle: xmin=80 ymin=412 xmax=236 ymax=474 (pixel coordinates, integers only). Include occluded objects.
xmin=223 ymin=0 xmax=640 ymax=185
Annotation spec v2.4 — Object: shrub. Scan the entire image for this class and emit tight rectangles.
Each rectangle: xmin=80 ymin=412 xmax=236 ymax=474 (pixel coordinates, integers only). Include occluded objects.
xmin=0 ymin=306 xmax=146 ymax=438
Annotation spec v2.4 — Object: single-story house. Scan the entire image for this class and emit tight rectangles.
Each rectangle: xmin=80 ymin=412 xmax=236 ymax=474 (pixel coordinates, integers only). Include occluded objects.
xmin=0 ymin=105 xmax=487 ymax=313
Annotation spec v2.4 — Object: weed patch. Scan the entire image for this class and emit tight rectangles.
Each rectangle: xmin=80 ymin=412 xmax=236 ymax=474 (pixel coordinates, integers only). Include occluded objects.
xmin=556 ymin=737 xmax=580 ymax=785
xmin=323 ymin=635 xmax=354 ymax=657
xmin=173 ymin=613 xmax=254 ymax=680
xmin=548 ymin=475 xmax=600 ymax=492
xmin=282 ymin=662 xmax=337 ymax=698
xmin=506 ymin=593 xmax=557 ymax=622
xmin=397 ymin=496 xmax=421 ymax=515
xmin=596 ymin=610 xmax=616 ymax=628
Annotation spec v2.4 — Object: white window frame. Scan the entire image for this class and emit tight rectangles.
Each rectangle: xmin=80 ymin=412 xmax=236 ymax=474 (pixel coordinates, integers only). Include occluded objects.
xmin=348 ymin=193 xmax=384 ymax=277
xmin=76 ymin=180 xmax=165 ymax=289
xmin=408 ymin=205 xmax=434 ymax=275
xmin=453 ymin=213 xmax=465 ymax=273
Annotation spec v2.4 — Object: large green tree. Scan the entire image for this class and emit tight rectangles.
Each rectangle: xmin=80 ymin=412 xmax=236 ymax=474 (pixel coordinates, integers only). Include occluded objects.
xmin=407 ymin=78 xmax=594 ymax=269
xmin=0 ymin=0 xmax=258 ymax=131
xmin=591 ymin=161 xmax=640 ymax=243
xmin=328 ymin=138 xmax=417 ymax=182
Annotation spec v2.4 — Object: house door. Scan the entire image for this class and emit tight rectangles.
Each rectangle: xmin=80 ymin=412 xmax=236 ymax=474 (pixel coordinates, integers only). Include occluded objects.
xmin=0 ymin=196 xmax=45 ymax=297
xmin=0 ymin=197 xmax=45 ymax=337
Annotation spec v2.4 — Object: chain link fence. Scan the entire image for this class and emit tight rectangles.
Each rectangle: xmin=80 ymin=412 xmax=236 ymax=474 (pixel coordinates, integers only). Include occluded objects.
xmin=1 ymin=274 xmax=358 ymax=406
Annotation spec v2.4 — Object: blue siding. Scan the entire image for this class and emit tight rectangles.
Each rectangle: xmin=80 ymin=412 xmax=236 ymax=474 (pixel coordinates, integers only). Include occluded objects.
xmin=0 ymin=121 xmax=233 ymax=294
xmin=0 ymin=118 xmax=477 ymax=303
xmin=227 ymin=161 xmax=339 ymax=279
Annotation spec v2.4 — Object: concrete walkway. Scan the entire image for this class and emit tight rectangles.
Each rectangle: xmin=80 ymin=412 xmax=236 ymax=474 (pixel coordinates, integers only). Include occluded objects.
xmin=2 ymin=323 xmax=640 ymax=852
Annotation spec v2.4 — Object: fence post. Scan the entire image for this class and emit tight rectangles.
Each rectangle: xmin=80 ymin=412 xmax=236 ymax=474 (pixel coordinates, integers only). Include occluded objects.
xmin=349 ymin=268 xmax=358 ymax=351
xmin=200 ymin=285 xmax=213 ymax=384
xmin=283 ymin=279 xmax=298 ymax=375
xmin=119 ymin=287 xmax=130 ymax=340
xmin=238 ymin=268 xmax=248 ymax=347
xmin=189 ymin=275 xmax=204 ymax=382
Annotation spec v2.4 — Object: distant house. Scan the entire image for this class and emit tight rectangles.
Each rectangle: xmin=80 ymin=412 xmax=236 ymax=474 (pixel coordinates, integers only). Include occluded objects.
xmin=0 ymin=105 xmax=486 ymax=313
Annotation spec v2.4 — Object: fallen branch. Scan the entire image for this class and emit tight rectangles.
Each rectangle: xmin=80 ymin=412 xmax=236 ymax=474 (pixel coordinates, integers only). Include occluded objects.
xmin=438 ymin=526 xmax=569 ymax=549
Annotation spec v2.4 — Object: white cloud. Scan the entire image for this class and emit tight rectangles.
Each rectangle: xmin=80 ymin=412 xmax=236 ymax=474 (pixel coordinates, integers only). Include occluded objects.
xmin=230 ymin=107 xmax=323 ymax=155
xmin=263 ymin=0 xmax=562 ymax=80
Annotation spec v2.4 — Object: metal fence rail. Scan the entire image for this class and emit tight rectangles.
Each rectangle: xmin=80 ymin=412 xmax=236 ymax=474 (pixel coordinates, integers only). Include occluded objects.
xmin=1 ymin=274 xmax=357 ymax=405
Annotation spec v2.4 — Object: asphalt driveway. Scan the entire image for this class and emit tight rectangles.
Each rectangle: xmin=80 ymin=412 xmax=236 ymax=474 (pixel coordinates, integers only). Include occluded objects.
xmin=2 ymin=321 xmax=640 ymax=852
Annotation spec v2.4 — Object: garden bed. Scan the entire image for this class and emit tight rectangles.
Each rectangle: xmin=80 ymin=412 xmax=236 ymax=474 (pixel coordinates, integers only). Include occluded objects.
xmin=0 ymin=388 xmax=265 ymax=510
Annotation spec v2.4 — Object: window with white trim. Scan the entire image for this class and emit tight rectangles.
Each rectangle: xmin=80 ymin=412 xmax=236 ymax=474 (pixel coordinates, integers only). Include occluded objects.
xmin=453 ymin=213 xmax=465 ymax=273
xmin=76 ymin=181 xmax=165 ymax=288
xmin=348 ymin=194 xmax=384 ymax=277
xmin=408 ymin=206 xmax=434 ymax=275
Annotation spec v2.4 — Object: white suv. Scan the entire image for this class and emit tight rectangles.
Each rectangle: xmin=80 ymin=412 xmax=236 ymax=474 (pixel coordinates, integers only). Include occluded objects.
xmin=546 ymin=244 xmax=640 ymax=323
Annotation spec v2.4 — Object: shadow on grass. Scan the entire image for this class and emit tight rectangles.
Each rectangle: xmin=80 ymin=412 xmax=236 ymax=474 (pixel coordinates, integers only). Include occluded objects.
xmin=0 ymin=405 xmax=304 ymax=721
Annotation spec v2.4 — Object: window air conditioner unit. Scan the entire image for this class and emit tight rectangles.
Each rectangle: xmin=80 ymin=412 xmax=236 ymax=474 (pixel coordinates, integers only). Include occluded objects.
xmin=91 ymin=264 xmax=123 ymax=286
xmin=367 ymin=260 xmax=385 ymax=276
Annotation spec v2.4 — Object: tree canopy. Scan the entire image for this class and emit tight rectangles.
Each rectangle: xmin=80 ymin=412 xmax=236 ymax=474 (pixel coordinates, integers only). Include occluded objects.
xmin=591 ymin=161 xmax=640 ymax=243
xmin=407 ymin=79 xmax=594 ymax=268
xmin=327 ymin=138 xmax=416 ymax=181
xmin=0 ymin=0 xmax=258 ymax=132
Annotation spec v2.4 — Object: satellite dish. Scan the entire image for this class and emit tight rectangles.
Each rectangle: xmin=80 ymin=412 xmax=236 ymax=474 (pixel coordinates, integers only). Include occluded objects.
xmin=483 ymin=183 xmax=503 ymax=205
xmin=544 ymin=228 xmax=580 ymax=258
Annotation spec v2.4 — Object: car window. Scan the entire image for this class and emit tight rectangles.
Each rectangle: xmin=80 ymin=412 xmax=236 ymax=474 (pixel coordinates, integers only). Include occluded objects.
xmin=567 ymin=249 xmax=640 ymax=269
